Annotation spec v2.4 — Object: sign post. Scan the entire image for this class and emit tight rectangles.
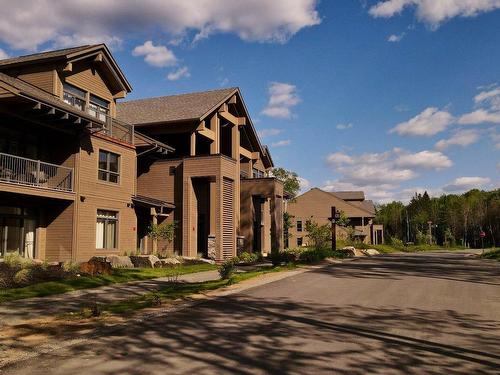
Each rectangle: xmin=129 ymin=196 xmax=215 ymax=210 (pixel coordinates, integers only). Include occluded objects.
xmin=480 ymin=230 xmax=486 ymax=255
xmin=329 ymin=207 xmax=341 ymax=251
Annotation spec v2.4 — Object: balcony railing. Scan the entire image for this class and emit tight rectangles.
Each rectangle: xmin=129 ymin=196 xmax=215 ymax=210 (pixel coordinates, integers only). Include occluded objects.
xmin=0 ymin=152 xmax=73 ymax=192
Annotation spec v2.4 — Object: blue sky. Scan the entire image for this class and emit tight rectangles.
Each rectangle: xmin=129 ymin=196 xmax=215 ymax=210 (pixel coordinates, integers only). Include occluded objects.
xmin=0 ymin=0 xmax=499 ymax=202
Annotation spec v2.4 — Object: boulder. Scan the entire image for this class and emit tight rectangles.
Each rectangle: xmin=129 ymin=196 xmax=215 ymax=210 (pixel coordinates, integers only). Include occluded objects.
xmin=106 ymin=255 xmax=134 ymax=268
xmin=80 ymin=258 xmax=112 ymax=276
xmin=160 ymin=258 xmax=182 ymax=267
xmin=362 ymin=248 xmax=380 ymax=256
xmin=130 ymin=255 xmax=161 ymax=268
xmin=339 ymin=246 xmax=356 ymax=257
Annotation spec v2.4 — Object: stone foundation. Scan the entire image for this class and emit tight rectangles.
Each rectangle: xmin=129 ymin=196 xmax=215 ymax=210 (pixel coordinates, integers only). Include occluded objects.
xmin=208 ymin=235 xmax=217 ymax=260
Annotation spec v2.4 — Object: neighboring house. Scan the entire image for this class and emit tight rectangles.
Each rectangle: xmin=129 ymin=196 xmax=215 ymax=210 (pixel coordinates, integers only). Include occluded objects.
xmin=286 ymin=188 xmax=384 ymax=248
xmin=0 ymin=45 xmax=172 ymax=262
xmin=117 ymin=88 xmax=284 ymax=260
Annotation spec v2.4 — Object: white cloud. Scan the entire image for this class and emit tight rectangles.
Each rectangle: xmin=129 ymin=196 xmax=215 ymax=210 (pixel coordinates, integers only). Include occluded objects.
xmin=394 ymin=104 xmax=410 ymax=112
xmin=0 ymin=49 xmax=9 ymax=59
xmin=271 ymin=139 xmax=291 ymax=147
xmin=390 ymin=107 xmax=454 ymax=137
xmin=298 ymin=177 xmax=311 ymax=192
xmin=326 ymin=152 xmax=355 ymax=167
xmin=133 ymin=41 xmax=177 ymax=67
xmin=336 ymin=123 xmax=353 ymax=130
xmin=435 ymin=129 xmax=480 ymax=150
xmin=458 ymin=109 xmax=500 ymax=124
xmin=369 ymin=0 xmax=500 ymax=29
xmin=395 ymin=150 xmax=453 ymax=169
xmin=167 ymin=66 xmax=190 ymax=81
xmin=257 ymin=128 xmax=283 ymax=138
xmin=443 ymin=176 xmax=491 ymax=192
xmin=262 ymin=82 xmax=301 ymax=119
xmin=475 ymin=87 xmax=500 ymax=110
xmin=387 ymin=32 xmax=405 ymax=42
xmin=0 ymin=0 xmax=321 ymax=51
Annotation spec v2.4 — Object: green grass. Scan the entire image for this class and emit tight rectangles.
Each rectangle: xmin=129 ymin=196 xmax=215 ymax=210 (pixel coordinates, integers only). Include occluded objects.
xmin=339 ymin=240 xmax=467 ymax=254
xmin=482 ymin=248 xmax=500 ymax=261
xmin=0 ymin=263 xmax=216 ymax=304
xmin=77 ymin=265 xmax=296 ymax=316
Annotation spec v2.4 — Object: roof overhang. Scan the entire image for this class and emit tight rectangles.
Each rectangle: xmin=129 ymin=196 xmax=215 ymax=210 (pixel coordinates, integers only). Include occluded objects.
xmin=132 ymin=195 xmax=175 ymax=213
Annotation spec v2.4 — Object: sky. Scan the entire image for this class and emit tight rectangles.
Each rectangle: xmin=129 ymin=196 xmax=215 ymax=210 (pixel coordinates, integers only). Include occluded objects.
xmin=0 ymin=0 xmax=499 ymax=203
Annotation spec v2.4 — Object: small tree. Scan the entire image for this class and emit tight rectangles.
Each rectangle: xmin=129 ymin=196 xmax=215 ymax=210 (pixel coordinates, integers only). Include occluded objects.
xmin=148 ymin=221 xmax=177 ymax=256
xmin=305 ymin=220 xmax=331 ymax=250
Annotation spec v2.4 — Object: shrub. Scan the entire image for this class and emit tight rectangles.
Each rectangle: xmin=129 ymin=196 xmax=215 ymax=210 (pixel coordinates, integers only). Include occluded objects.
xmin=218 ymin=258 xmax=237 ymax=279
xmin=238 ymin=252 xmax=261 ymax=264
xmin=13 ymin=269 xmax=31 ymax=286
xmin=389 ymin=237 xmax=405 ymax=250
xmin=305 ymin=220 xmax=331 ymax=250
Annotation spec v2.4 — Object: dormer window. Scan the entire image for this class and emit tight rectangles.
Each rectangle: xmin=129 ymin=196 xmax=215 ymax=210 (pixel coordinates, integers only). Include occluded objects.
xmin=63 ymin=83 xmax=86 ymax=111
xmin=89 ymin=95 xmax=109 ymax=122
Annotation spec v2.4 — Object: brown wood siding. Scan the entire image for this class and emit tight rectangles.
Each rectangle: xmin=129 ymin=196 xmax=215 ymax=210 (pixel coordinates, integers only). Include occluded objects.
xmin=45 ymin=201 xmax=74 ymax=262
xmin=222 ymin=177 xmax=234 ymax=259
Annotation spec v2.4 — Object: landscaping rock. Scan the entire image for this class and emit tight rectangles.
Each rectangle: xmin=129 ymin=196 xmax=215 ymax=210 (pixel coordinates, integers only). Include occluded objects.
xmin=181 ymin=256 xmax=216 ymax=265
xmin=160 ymin=258 xmax=181 ymax=267
xmin=105 ymin=255 xmax=134 ymax=268
xmin=339 ymin=246 xmax=356 ymax=257
xmin=130 ymin=255 xmax=161 ymax=268
xmin=363 ymin=248 xmax=380 ymax=256
xmin=80 ymin=258 xmax=112 ymax=276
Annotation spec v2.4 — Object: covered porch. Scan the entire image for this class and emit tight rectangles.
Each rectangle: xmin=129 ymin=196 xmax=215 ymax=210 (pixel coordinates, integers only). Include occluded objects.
xmin=240 ymin=177 xmax=284 ymax=255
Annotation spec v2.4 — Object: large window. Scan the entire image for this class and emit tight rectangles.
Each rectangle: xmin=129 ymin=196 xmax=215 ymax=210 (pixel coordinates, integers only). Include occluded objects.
xmin=297 ymin=237 xmax=303 ymax=247
xmin=98 ymin=150 xmax=120 ymax=183
xmin=88 ymin=95 xmax=109 ymax=122
xmin=96 ymin=210 xmax=117 ymax=249
xmin=63 ymin=83 xmax=86 ymax=111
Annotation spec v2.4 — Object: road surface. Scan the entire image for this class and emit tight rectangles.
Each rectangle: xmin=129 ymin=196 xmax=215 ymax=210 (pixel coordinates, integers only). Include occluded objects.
xmin=3 ymin=251 xmax=500 ymax=374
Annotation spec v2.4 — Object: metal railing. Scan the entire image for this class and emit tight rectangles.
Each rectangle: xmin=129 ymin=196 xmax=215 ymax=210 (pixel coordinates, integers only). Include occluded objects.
xmin=105 ymin=118 xmax=134 ymax=144
xmin=0 ymin=152 xmax=73 ymax=192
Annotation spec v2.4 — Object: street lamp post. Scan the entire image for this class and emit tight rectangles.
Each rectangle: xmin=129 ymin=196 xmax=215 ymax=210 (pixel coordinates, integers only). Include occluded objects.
xmin=329 ymin=206 xmax=341 ymax=250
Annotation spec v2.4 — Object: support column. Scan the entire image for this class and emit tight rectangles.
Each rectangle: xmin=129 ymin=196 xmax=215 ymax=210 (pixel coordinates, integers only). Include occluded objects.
xmin=270 ymin=195 xmax=283 ymax=251
xmin=232 ymin=125 xmax=241 ymax=240
xmin=190 ymin=132 xmax=196 ymax=156
xmin=151 ymin=207 xmax=157 ymax=254
xmin=210 ymin=114 xmax=220 ymax=154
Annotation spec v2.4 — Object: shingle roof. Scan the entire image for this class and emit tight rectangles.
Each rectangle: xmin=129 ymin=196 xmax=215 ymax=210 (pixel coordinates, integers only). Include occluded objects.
xmin=349 ymin=200 xmax=376 ymax=215
xmin=0 ymin=45 xmax=94 ymax=67
xmin=116 ymin=87 xmax=238 ymax=125
xmin=332 ymin=191 xmax=365 ymax=201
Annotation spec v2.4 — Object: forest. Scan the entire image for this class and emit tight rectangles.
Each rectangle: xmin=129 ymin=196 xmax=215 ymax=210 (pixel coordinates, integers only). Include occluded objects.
xmin=375 ymin=189 xmax=499 ymax=248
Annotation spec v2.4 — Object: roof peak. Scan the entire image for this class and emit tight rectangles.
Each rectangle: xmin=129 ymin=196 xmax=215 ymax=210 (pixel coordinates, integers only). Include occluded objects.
xmin=120 ymin=87 xmax=239 ymax=104
xmin=0 ymin=44 xmax=100 ymax=64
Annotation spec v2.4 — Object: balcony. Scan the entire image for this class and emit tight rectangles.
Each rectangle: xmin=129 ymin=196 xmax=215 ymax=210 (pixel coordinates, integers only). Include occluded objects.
xmin=0 ymin=152 xmax=73 ymax=192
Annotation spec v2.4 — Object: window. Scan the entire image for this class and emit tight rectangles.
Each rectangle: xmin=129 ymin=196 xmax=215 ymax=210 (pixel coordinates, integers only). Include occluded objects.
xmin=98 ymin=150 xmax=120 ymax=183
xmin=297 ymin=237 xmax=303 ymax=246
xmin=88 ymin=95 xmax=109 ymax=122
xmin=297 ymin=220 xmax=303 ymax=232
xmin=96 ymin=210 xmax=117 ymax=249
xmin=252 ymin=168 xmax=264 ymax=178
xmin=63 ymin=83 xmax=86 ymax=111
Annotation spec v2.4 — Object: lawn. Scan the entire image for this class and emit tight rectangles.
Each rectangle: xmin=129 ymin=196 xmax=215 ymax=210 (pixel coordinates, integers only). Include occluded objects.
xmin=0 ymin=263 xmax=216 ymax=304
xmin=82 ymin=265 xmax=295 ymax=316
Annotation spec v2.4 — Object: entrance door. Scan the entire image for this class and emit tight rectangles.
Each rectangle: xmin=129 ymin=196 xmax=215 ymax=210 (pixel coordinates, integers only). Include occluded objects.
xmin=0 ymin=217 xmax=22 ymax=257
xmin=252 ymin=196 xmax=262 ymax=252
xmin=197 ymin=213 xmax=207 ymax=258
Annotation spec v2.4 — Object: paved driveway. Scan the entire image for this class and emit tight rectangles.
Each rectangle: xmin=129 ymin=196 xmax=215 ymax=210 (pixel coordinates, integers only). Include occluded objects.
xmin=3 ymin=252 xmax=500 ymax=374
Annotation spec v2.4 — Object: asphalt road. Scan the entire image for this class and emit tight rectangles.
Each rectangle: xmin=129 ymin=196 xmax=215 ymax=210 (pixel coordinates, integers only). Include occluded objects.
xmin=3 ymin=251 xmax=500 ymax=374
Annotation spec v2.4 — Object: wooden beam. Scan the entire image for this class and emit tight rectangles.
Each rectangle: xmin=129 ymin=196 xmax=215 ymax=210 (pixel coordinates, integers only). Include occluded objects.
xmin=32 ymin=102 xmax=42 ymax=110
xmin=240 ymin=147 xmax=252 ymax=159
xmin=63 ymin=62 xmax=73 ymax=72
xmin=59 ymin=112 xmax=69 ymax=120
xmin=228 ymin=95 xmax=237 ymax=104
xmin=251 ymin=152 xmax=260 ymax=160
xmin=219 ymin=112 xmax=246 ymax=125
xmin=198 ymin=128 xmax=216 ymax=141
xmin=113 ymin=90 xmax=127 ymax=99
xmin=210 ymin=113 xmax=220 ymax=154
xmin=190 ymin=132 xmax=196 ymax=156
xmin=94 ymin=53 xmax=103 ymax=63
xmin=237 ymin=117 xmax=246 ymax=126
xmin=218 ymin=103 xmax=229 ymax=113
xmin=196 ymin=120 xmax=206 ymax=131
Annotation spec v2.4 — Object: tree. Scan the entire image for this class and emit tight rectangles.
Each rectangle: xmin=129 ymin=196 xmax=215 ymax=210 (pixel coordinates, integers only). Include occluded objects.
xmin=305 ymin=220 xmax=331 ymax=250
xmin=272 ymin=167 xmax=301 ymax=199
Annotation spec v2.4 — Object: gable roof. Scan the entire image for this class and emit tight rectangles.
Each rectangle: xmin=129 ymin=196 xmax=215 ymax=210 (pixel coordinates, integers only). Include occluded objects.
xmin=0 ymin=44 xmax=132 ymax=93
xmin=116 ymin=87 xmax=238 ymax=125
xmin=331 ymin=191 xmax=365 ymax=201
xmin=292 ymin=188 xmax=375 ymax=218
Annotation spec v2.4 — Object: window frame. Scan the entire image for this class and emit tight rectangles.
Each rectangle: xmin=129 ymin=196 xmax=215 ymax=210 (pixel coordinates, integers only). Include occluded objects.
xmin=96 ymin=209 xmax=118 ymax=249
xmin=98 ymin=149 xmax=120 ymax=184
xmin=88 ymin=94 xmax=110 ymax=123
xmin=62 ymin=83 xmax=86 ymax=112
xmin=296 ymin=220 xmax=303 ymax=232
xmin=297 ymin=237 xmax=303 ymax=247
